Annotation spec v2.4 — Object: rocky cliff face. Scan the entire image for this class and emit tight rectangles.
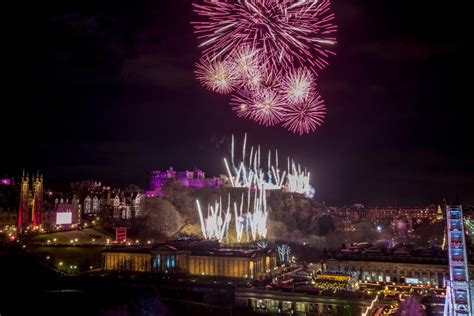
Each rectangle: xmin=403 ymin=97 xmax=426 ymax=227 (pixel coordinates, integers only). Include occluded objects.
xmin=142 ymin=183 xmax=335 ymax=242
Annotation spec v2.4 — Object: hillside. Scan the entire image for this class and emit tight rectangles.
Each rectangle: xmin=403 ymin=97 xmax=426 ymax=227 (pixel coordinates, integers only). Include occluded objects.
xmin=141 ymin=183 xmax=334 ymax=242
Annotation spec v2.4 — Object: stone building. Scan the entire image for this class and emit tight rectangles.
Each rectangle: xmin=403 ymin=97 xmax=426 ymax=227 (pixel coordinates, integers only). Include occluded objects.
xmin=102 ymin=240 xmax=277 ymax=280
xmin=326 ymin=253 xmax=474 ymax=288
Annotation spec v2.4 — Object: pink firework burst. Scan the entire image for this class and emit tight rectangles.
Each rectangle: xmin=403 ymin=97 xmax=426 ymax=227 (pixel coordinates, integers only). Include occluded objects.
xmin=281 ymin=68 xmax=315 ymax=104
xmin=231 ymin=46 xmax=265 ymax=91
xmin=236 ymin=67 xmax=266 ymax=92
xmin=195 ymin=57 xmax=236 ymax=94
xmin=282 ymin=92 xmax=326 ymax=135
xmin=251 ymin=89 xmax=285 ymax=126
xmin=231 ymin=90 xmax=254 ymax=119
xmin=231 ymin=89 xmax=284 ymax=126
xmin=259 ymin=64 xmax=282 ymax=91
xmin=231 ymin=45 xmax=261 ymax=77
xmin=192 ymin=0 xmax=337 ymax=72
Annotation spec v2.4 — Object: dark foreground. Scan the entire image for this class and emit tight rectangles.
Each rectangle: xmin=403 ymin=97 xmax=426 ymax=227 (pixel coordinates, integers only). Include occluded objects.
xmin=0 ymin=250 xmax=259 ymax=316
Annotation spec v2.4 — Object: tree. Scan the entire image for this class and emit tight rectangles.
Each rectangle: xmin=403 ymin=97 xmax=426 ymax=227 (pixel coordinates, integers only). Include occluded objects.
xmin=316 ymin=215 xmax=335 ymax=236
xmin=141 ymin=198 xmax=184 ymax=239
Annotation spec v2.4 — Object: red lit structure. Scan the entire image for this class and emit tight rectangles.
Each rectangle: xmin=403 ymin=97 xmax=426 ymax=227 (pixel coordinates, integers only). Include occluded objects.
xmin=17 ymin=170 xmax=44 ymax=232
xmin=115 ymin=227 xmax=128 ymax=243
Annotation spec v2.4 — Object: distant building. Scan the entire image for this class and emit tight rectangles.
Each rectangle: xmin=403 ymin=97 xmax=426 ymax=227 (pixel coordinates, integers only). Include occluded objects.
xmin=132 ymin=193 xmax=145 ymax=218
xmin=52 ymin=196 xmax=81 ymax=227
xmin=70 ymin=180 xmax=117 ymax=216
xmin=331 ymin=205 xmax=440 ymax=224
xmin=147 ymin=167 xmax=224 ymax=197
xmin=110 ymin=192 xmax=144 ymax=220
xmin=436 ymin=205 xmax=444 ymax=221
xmin=102 ymin=240 xmax=277 ymax=279
xmin=17 ymin=171 xmax=44 ymax=232
xmin=92 ymin=196 xmax=99 ymax=213
xmin=330 ymin=206 xmax=368 ymax=221
xmin=327 ymin=247 xmax=474 ymax=287
xmin=368 ymin=206 xmax=438 ymax=222
xmin=83 ymin=195 xmax=92 ymax=214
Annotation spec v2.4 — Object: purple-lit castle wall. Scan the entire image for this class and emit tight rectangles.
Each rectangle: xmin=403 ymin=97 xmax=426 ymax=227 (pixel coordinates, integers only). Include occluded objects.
xmin=147 ymin=167 xmax=223 ymax=197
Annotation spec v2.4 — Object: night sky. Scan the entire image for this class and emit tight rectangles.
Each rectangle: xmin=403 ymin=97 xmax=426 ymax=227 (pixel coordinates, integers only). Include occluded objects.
xmin=2 ymin=0 xmax=472 ymax=206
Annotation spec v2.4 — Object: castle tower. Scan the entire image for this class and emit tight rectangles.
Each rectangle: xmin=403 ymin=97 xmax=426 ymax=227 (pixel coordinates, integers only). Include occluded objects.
xmin=18 ymin=170 xmax=30 ymax=232
xmin=436 ymin=205 xmax=444 ymax=221
xmin=32 ymin=171 xmax=44 ymax=228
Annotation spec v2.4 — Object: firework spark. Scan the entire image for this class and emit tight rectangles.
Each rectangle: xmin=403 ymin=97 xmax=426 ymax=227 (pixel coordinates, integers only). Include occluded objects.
xmin=231 ymin=89 xmax=285 ymax=126
xmin=196 ymin=189 xmax=268 ymax=243
xmin=230 ymin=90 xmax=255 ymax=119
xmin=282 ymin=92 xmax=326 ymax=135
xmin=251 ymin=90 xmax=285 ymax=126
xmin=281 ymin=68 xmax=314 ymax=104
xmin=260 ymin=67 xmax=282 ymax=91
xmin=192 ymin=0 xmax=337 ymax=72
xmin=192 ymin=0 xmax=337 ymax=135
xmin=231 ymin=46 xmax=261 ymax=77
xmin=195 ymin=57 xmax=236 ymax=94
xmin=239 ymin=68 xmax=264 ymax=91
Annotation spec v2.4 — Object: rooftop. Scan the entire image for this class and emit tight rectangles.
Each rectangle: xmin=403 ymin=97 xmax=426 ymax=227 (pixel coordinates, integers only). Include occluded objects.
xmin=103 ymin=239 xmax=274 ymax=258
xmin=330 ymin=250 xmax=449 ymax=265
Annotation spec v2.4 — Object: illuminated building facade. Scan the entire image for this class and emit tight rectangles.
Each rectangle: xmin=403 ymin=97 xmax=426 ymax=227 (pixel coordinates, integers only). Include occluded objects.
xmin=92 ymin=195 xmax=99 ymax=213
xmin=102 ymin=249 xmax=151 ymax=272
xmin=17 ymin=171 xmax=44 ymax=232
xmin=331 ymin=205 xmax=441 ymax=224
xmin=327 ymin=258 xmax=451 ymax=287
xmin=83 ymin=195 xmax=92 ymax=214
xmin=32 ymin=173 xmax=43 ymax=227
xmin=102 ymin=240 xmax=277 ymax=279
xmin=327 ymin=251 xmax=474 ymax=289
xmin=147 ymin=167 xmax=224 ymax=197
xmin=51 ymin=196 xmax=81 ymax=228
xmin=110 ymin=193 xmax=144 ymax=219
xmin=367 ymin=206 xmax=438 ymax=221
